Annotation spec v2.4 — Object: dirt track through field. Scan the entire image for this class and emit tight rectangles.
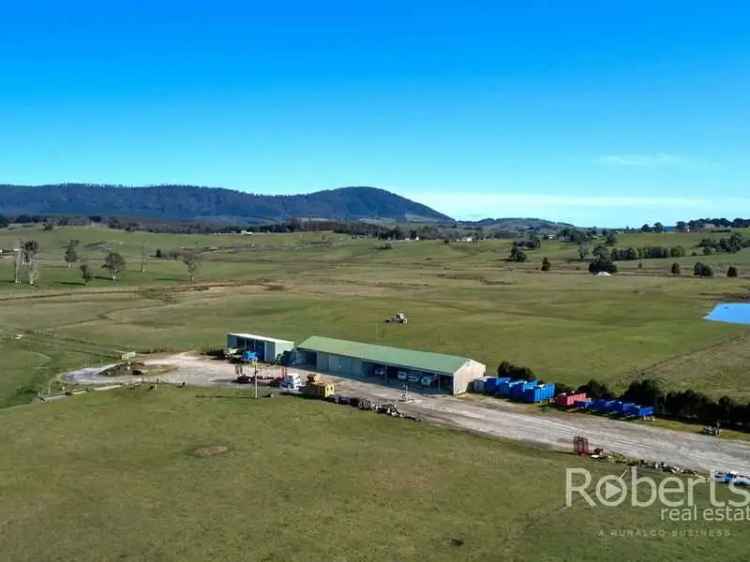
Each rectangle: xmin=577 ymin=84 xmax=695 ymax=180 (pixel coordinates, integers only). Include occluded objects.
xmin=62 ymin=353 xmax=750 ymax=475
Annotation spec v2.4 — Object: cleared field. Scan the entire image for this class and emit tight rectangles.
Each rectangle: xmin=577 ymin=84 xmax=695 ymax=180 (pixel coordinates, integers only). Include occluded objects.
xmin=1 ymin=225 xmax=750 ymax=407
xmin=0 ymin=387 xmax=746 ymax=562
xmin=2 ymin=225 xmax=750 ymax=561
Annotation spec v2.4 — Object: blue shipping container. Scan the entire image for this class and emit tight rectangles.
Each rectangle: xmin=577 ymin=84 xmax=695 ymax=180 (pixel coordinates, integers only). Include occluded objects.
xmin=497 ymin=378 xmax=521 ymax=397
xmin=544 ymin=383 xmax=556 ymax=400
xmin=522 ymin=383 xmax=556 ymax=403
xmin=630 ymin=405 xmax=654 ymax=417
xmin=574 ymin=399 xmax=592 ymax=409
xmin=591 ymin=399 xmax=609 ymax=412
xmin=487 ymin=377 xmax=511 ymax=395
xmin=602 ymin=400 xmax=618 ymax=412
xmin=511 ymin=380 xmax=537 ymax=400
xmin=619 ymin=402 xmax=635 ymax=414
xmin=606 ymin=400 xmax=623 ymax=413
xmin=484 ymin=378 xmax=499 ymax=394
xmin=522 ymin=387 xmax=537 ymax=403
xmin=491 ymin=377 xmax=510 ymax=395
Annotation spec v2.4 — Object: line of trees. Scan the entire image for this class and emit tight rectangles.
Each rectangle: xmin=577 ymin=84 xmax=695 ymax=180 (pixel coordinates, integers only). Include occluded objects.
xmin=698 ymin=233 xmax=748 ymax=254
xmin=496 ymin=361 xmax=536 ymax=380
xmin=680 ymin=218 xmax=750 ymax=231
xmin=559 ymin=228 xmax=596 ymax=244
xmin=674 ymin=262 xmax=739 ymax=278
xmin=610 ymin=246 xmax=686 ymax=261
xmin=579 ymin=378 xmax=750 ymax=430
xmin=513 ymin=237 xmax=542 ymax=250
xmin=492 ymin=363 xmax=750 ymax=430
xmin=640 ymin=222 xmax=666 ymax=233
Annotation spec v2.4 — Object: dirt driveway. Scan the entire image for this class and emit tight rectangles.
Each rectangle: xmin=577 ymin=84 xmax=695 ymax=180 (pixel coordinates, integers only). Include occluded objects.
xmin=62 ymin=352 xmax=750 ymax=474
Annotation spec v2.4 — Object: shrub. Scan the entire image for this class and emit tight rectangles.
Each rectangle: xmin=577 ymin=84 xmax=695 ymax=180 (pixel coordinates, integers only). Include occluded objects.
xmin=693 ymin=262 xmax=714 ymax=277
xmin=577 ymin=379 xmax=612 ymax=399
xmin=727 ymin=266 xmax=739 ymax=278
xmin=541 ymin=257 xmax=551 ymax=271
xmin=79 ymin=263 xmax=92 ymax=284
xmin=620 ymin=378 xmax=665 ymax=407
xmin=588 ymin=256 xmax=617 ymax=274
xmin=509 ymin=246 xmax=527 ymax=262
xmin=497 ymin=361 xmax=534 ymax=380
xmin=554 ymin=382 xmax=575 ymax=396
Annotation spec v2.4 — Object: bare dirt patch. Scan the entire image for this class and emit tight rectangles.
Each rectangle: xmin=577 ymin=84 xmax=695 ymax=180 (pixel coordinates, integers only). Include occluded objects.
xmin=191 ymin=445 xmax=229 ymax=458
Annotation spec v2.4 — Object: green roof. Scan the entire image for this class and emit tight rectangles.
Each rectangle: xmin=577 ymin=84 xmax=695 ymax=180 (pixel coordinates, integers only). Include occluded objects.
xmin=297 ymin=336 xmax=471 ymax=375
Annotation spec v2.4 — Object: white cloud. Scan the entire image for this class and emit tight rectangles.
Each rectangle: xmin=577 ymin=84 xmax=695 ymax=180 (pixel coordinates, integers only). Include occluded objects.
xmin=597 ymin=153 xmax=686 ymax=167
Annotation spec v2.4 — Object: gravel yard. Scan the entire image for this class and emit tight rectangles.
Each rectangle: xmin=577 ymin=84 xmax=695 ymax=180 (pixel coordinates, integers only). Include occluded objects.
xmin=62 ymin=352 xmax=750 ymax=474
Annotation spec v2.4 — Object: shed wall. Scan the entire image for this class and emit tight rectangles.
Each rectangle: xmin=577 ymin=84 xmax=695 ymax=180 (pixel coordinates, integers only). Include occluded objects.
xmin=300 ymin=345 xmax=485 ymax=396
xmin=316 ymin=352 xmax=363 ymax=376
xmin=227 ymin=334 xmax=295 ymax=362
xmin=452 ymin=360 xmax=487 ymax=395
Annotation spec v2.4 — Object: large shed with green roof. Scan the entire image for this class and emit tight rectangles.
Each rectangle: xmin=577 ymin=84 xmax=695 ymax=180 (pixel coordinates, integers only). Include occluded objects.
xmin=295 ymin=336 xmax=485 ymax=395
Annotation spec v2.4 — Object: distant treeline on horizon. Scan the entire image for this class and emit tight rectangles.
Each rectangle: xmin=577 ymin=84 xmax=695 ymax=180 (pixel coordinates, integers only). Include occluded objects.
xmin=2 ymin=211 xmax=750 ymax=237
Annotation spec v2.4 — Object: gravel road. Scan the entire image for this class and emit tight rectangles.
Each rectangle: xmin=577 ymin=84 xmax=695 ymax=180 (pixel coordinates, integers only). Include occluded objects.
xmin=62 ymin=353 xmax=750 ymax=474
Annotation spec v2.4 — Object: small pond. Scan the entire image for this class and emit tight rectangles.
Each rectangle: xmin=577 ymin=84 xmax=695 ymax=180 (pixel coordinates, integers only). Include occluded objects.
xmin=705 ymin=303 xmax=750 ymax=325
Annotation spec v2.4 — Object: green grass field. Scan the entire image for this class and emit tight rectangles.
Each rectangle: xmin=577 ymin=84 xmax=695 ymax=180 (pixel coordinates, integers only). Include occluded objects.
xmin=1 ymin=225 xmax=749 ymax=406
xmin=2 ymin=225 xmax=750 ymax=560
xmin=1 ymin=387 xmax=746 ymax=562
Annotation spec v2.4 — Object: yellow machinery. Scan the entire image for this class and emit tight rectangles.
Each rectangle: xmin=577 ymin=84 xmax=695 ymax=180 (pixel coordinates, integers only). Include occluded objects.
xmin=303 ymin=374 xmax=335 ymax=399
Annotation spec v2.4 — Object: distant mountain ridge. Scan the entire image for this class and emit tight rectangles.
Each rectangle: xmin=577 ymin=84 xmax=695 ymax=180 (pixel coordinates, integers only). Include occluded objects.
xmin=0 ymin=184 xmax=452 ymax=224
xmin=459 ymin=217 xmax=574 ymax=231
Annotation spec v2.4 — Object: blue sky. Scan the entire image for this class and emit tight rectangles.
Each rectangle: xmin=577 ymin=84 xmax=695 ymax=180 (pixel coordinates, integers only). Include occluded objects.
xmin=1 ymin=1 xmax=748 ymax=226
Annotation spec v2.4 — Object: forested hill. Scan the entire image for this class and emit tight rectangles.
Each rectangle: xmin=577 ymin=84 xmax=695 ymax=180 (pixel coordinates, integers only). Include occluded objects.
xmin=0 ymin=184 xmax=452 ymax=224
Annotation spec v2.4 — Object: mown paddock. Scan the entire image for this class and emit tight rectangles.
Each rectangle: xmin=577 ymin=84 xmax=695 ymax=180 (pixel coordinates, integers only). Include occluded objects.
xmin=0 ymin=386 xmax=746 ymax=562
xmin=1 ymin=225 xmax=750 ymax=408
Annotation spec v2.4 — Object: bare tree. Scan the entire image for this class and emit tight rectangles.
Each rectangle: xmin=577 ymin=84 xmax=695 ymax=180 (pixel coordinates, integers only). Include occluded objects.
xmin=80 ymin=261 xmax=93 ymax=284
xmin=64 ymin=240 xmax=79 ymax=269
xmin=578 ymin=243 xmax=590 ymax=262
xmin=181 ymin=250 xmax=201 ymax=283
xmin=140 ymin=244 xmax=147 ymax=273
xmin=22 ymin=240 xmax=40 ymax=285
xmin=102 ymin=251 xmax=126 ymax=281
xmin=27 ymin=259 xmax=40 ymax=285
